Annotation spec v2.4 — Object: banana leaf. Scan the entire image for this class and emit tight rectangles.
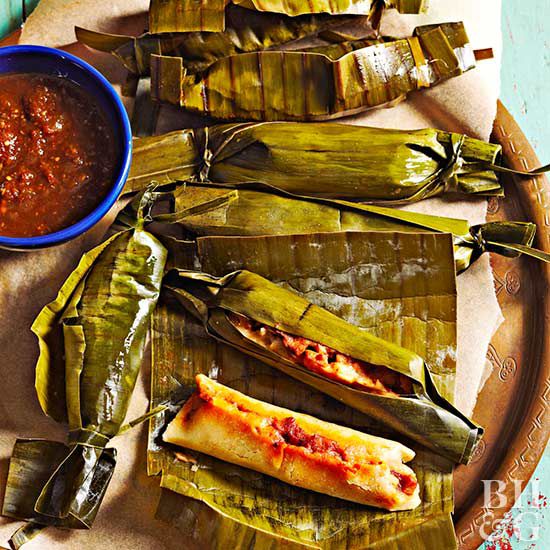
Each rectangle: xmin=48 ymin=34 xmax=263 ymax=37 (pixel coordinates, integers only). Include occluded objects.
xmin=122 ymin=182 xmax=545 ymax=273
xmin=131 ymin=77 xmax=160 ymax=136
xmin=148 ymin=229 xmax=457 ymax=549
xmin=150 ymin=22 xmax=481 ymax=121
xmin=301 ymin=36 xmax=385 ymax=56
xmin=233 ymin=0 xmax=426 ymax=16
xmin=148 ymin=0 xmax=426 ymax=34
xmin=76 ymin=7 xmax=368 ymax=77
xmin=154 ymin=490 xmax=458 ymax=550
xmin=2 ymin=200 xmax=167 ymax=545
xmin=126 ymin=122 xmax=503 ymax=202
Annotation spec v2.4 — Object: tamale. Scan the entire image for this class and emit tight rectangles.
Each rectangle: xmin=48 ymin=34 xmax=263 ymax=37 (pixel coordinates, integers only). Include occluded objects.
xmin=76 ymin=7 xmax=367 ymax=77
xmin=121 ymin=183 xmax=547 ymax=273
xmin=148 ymin=229 xmax=457 ymax=549
xmin=156 ymin=229 xmax=458 ymax=406
xmin=164 ymin=374 xmax=421 ymax=511
xmin=1 ymin=199 xmax=167 ymax=547
xmin=148 ymin=0 xmax=427 ymax=34
xmin=232 ymin=0 xmax=427 ymax=16
xmin=301 ymin=36 xmax=385 ymax=56
xmin=164 ymin=267 xmax=480 ymax=465
xmin=126 ymin=123 xmax=503 ymax=202
xmin=195 ymin=231 xmax=457 ymax=399
xmin=150 ymin=22 xmax=483 ymax=121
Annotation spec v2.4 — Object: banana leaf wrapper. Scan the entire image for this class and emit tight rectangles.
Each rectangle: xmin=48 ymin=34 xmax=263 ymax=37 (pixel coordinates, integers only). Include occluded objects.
xmin=148 ymin=230 xmax=457 ymax=549
xmin=300 ymin=35 xmax=386 ymax=56
xmin=126 ymin=122 xmax=502 ymax=202
xmin=125 ymin=182 xmax=542 ymax=273
xmin=164 ymin=266 xmax=480 ymax=464
xmin=234 ymin=0 xmax=427 ymax=15
xmin=2 ymin=218 xmax=167 ymax=542
xmin=76 ymin=7 xmax=369 ymax=77
xmin=195 ymin=231 xmax=457 ymax=398
xmin=150 ymin=22 xmax=480 ymax=121
xmin=149 ymin=0 xmax=426 ymax=34
xmin=131 ymin=77 xmax=161 ymax=136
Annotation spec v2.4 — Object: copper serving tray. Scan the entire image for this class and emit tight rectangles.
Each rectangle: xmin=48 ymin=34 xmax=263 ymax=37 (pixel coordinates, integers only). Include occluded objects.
xmin=1 ymin=28 xmax=548 ymax=549
xmin=454 ymin=101 xmax=550 ymax=548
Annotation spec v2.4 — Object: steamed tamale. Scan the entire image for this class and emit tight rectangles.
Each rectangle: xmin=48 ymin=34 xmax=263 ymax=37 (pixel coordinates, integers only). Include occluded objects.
xmin=151 ymin=22 xmax=481 ymax=121
xmin=233 ymin=0 xmax=427 ymax=16
xmin=126 ymin=123 xmax=502 ymax=202
xmin=148 ymin=229 xmax=457 ymax=549
xmin=149 ymin=0 xmax=427 ymax=34
xmin=193 ymin=231 xmax=458 ymax=407
xmin=165 ymin=374 xmax=421 ymax=511
xmin=76 ymin=7 xmax=368 ymax=77
xmin=1 ymin=201 xmax=167 ymax=547
xmin=122 ymin=182 xmax=544 ymax=272
xmin=164 ymin=267 xmax=480 ymax=465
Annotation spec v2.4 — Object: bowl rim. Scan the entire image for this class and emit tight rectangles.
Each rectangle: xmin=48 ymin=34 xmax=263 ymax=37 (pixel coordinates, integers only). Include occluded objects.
xmin=0 ymin=44 xmax=132 ymax=249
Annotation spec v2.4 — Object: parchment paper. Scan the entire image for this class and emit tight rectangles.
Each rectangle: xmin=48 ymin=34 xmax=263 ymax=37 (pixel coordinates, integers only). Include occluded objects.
xmin=0 ymin=0 xmax=503 ymax=547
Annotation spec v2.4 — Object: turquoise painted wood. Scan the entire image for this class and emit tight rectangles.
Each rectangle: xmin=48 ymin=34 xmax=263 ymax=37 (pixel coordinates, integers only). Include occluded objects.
xmin=0 ymin=0 xmax=39 ymax=38
xmin=0 ymin=1 xmax=548 ymax=549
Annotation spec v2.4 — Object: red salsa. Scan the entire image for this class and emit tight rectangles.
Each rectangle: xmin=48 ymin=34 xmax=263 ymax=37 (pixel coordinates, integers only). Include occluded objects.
xmin=0 ymin=73 xmax=117 ymax=237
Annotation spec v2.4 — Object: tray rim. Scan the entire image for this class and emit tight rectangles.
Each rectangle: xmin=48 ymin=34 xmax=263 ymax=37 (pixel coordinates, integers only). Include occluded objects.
xmin=454 ymin=100 xmax=550 ymax=549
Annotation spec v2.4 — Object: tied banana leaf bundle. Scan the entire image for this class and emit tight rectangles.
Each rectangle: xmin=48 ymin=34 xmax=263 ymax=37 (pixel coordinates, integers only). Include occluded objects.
xmin=127 ymin=123 xmax=503 ymax=203
xmin=149 ymin=0 xmax=427 ymax=34
xmin=150 ymin=22 xmax=486 ymax=121
xmin=1 ymin=201 xmax=167 ymax=548
xmin=164 ymin=268 xmax=481 ymax=465
xmin=122 ymin=182 xmax=548 ymax=273
xmin=148 ymin=229 xmax=458 ymax=548
xmin=76 ymin=7 xmax=370 ymax=78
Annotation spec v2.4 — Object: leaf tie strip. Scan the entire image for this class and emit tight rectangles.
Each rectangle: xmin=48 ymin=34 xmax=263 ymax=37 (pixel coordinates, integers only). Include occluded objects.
xmin=407 ymin=36 xmax=431 ymax=89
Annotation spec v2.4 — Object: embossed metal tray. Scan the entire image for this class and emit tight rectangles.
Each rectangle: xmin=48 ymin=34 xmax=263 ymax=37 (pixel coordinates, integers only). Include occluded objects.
xmin=1 ymin=26 xmax=548 ymax=548
xmin=454 ymin=101 xmax=550 ymax=548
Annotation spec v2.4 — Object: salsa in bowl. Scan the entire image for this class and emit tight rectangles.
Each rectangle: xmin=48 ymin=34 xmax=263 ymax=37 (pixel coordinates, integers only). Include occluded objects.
xmin=0 ymin=45 xmax=132 ymax=250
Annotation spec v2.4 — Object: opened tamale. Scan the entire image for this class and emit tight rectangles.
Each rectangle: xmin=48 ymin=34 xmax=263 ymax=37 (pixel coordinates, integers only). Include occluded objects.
xmin=126 ymin=123 xmax=503 ymax=202
xmin=195 ymin=231 xmax=458 ymax=399
xmin=164 ymin=266 xmax=480 ymax=465
xmin=76 ymin=7 xmax=368 ymax=77
xmin=149 ymin=0 xmax=427 ymax=34
xmin=148 ymin=229 xmax=457 ymax=549
xmin=122 ymin=182 xmax=546 ymax=273
xmin=150 ymin=22 xmax=481 ymax=121
xmin=164 ymin=374 xmax=422 ymax=511
xmin=1 ymin=199 xmax=167 ymax=547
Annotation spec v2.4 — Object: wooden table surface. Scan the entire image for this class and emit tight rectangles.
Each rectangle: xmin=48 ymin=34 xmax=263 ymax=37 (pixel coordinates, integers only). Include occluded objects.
xmin=0 ymin=1 xmax=548 ymax=549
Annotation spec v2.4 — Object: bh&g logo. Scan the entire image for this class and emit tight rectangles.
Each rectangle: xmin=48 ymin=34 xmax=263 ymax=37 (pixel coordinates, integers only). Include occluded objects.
xmin=479 ymin=479 xmax=544 ymax=543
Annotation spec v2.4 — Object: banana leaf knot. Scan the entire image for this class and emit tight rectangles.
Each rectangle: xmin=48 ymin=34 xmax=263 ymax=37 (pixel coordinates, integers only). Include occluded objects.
xmin=468 ymin=222 xmax=550 ymax=265
xmin=440 ymin=134 xmax=466 ymax=194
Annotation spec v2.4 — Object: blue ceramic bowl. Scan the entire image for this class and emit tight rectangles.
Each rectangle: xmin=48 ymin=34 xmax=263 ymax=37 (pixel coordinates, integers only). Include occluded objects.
xmin=0 ymin=45 xmax=132 ymax=250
